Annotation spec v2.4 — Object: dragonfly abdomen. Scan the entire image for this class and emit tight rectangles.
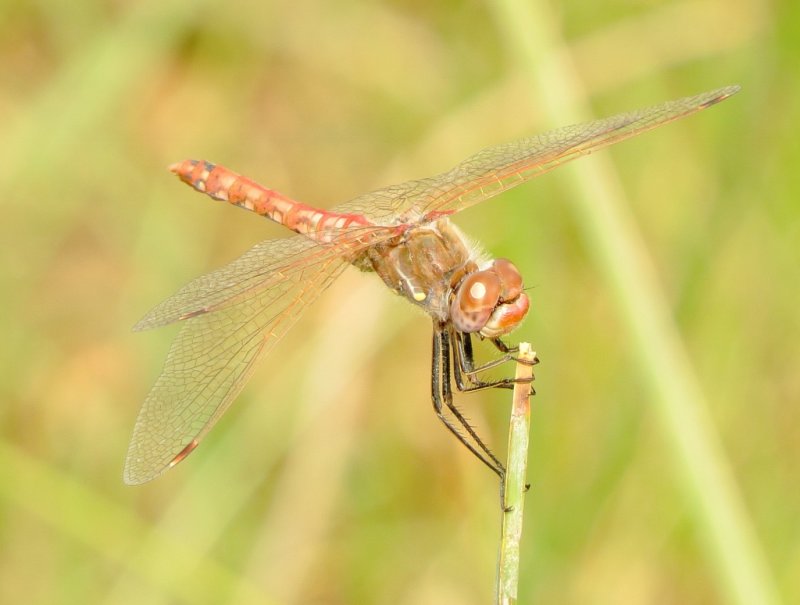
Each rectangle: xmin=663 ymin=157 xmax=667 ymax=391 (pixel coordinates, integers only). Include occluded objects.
xmin=169 ymin=159 xmax=372 ymax=239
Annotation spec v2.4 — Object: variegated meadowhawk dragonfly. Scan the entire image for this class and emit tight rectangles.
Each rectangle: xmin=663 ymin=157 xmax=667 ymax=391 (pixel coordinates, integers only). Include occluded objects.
xmin=125 ymin=85 xmax=739 ymax=485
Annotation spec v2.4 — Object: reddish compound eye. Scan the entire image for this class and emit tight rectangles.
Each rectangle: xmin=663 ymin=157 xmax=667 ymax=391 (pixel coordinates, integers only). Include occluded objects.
xmin=450 ymin=271 xmax=501 ymax=333
xmin=480 ymin=259 xmax=528 ymax=337
xmin=493 ymin=258 xmax=523 ymax=301
xmin=450 ymin=259 xmax=530 ymax=336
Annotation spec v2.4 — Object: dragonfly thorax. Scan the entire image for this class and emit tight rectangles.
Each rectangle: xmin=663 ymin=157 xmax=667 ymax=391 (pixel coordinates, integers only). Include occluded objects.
xmin=366 ymin=219 xmax=529 ymax=336
xmin=367 ymin=219 xmax=472 ymax=320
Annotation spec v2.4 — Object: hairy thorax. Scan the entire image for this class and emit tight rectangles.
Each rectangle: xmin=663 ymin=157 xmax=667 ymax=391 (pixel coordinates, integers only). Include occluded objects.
xmin=364 ymin=219 xmax=477 ymax=322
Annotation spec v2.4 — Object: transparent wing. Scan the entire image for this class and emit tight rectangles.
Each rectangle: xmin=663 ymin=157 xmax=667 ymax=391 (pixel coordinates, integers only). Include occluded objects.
xmin=331 ymin=85 xmax=739 ymax=223
xmin=134 ymin=225 xmax=388 ymax=331
xmin=124 ymin=228 xmax=391 ymax=484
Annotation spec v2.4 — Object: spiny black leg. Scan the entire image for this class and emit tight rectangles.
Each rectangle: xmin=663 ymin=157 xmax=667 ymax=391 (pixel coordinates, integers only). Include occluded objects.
xmin=453 ymin=333 xmax=532 ymax=394
xmin=441 ymin=331 xmax=506 ymax=473
xmin=431 ymin=324 xmax=505 ymax=478
xmin=462 ymin=329 xmax=475 ymax=370
xmin=452 ymin=330 xmax=535 ymax=395
xmin=456 ymin=331 xmax=517 ymax=376
xmin=490 ymin=337 xmax=516 ymax=354
xmin=491 ymin=337 xmax=540 ymax=366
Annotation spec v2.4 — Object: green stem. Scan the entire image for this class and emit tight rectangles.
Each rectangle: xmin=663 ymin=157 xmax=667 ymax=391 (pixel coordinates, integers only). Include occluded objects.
xmin=497 ymin=343 xmax=536 ymax=605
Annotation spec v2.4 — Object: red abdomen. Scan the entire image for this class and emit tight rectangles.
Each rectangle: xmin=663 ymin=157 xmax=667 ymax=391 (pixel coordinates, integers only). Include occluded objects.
xmin=169 ymin=159 xmax=372 ymax=239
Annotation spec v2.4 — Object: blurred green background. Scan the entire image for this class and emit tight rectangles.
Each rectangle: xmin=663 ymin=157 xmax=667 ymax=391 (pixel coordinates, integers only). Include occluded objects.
xmin=1 ymin=0 xmax=797 ymax=603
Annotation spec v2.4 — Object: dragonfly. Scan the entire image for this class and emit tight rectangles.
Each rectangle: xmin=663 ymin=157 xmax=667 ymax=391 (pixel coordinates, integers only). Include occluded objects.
xmin=124 ymin=85 xmax=740 ymax=485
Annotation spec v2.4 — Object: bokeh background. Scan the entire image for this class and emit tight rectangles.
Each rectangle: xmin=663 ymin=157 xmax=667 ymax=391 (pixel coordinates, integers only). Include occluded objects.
xmin=1 ymin=0 xmax=796 ymax=603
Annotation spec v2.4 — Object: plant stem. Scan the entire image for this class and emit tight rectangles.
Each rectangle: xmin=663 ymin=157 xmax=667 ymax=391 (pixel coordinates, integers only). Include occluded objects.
xmin=496 ymin=342 xmax=536 ymax=605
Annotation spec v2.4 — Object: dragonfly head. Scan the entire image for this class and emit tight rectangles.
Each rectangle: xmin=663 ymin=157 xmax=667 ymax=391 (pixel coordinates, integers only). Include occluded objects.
xmin=450 ymin=258 xmax=529 ymax=338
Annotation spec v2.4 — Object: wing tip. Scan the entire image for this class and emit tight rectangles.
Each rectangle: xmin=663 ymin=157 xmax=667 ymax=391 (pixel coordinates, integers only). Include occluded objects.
xmin=122 ymin=459 xmax=155 ymax=485
xmin=700 ymin=84 xmax=741 ymax=108
xmin=131 ymin=319 xmax=152 ymax=332
xmin=123 ymin=448 xmax=160 ymax=485
xmin=123 ymin=439 xmax=201 ymax=485
xmin=122 ymin=471 xmax=147 ymax=486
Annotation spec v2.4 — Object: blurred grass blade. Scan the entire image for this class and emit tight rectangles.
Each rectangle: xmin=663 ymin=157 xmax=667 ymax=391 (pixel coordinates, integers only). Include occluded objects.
xmin=487 ymin=1 xmax=781 ymax=604
xmin=0 ymin=442 xmax=273 ymax=605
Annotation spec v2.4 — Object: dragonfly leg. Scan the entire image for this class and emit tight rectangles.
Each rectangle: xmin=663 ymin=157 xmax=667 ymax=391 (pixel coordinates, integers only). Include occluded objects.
xmin=490 ymin=337 xmax=517 ymax=354
xmin=432 ymin=324 xmax=505 ymax=479
xmin=490 ymin=337 xmax=540 ymax=366
xmin=457 ymin=331 xmax=516 ymax=375
xmin=452 ymin=330 xmax=536 ymax=395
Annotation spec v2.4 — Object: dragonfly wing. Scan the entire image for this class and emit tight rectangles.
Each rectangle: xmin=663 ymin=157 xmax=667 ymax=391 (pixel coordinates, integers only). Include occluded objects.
xmin=332 ymin=85 xmax=739 ymax=222
xmin=124 ymin=232 xmax=373 ymax=484
xmin=134 ymin=226 xmax=386 ymax=331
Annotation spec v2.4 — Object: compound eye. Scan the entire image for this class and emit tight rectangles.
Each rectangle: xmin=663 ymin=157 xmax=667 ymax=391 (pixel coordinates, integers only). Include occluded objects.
xmin=450 ymin=271 xmax=501 ymax=333
xmin=492 ymin=258 xmax=523 ymax=301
